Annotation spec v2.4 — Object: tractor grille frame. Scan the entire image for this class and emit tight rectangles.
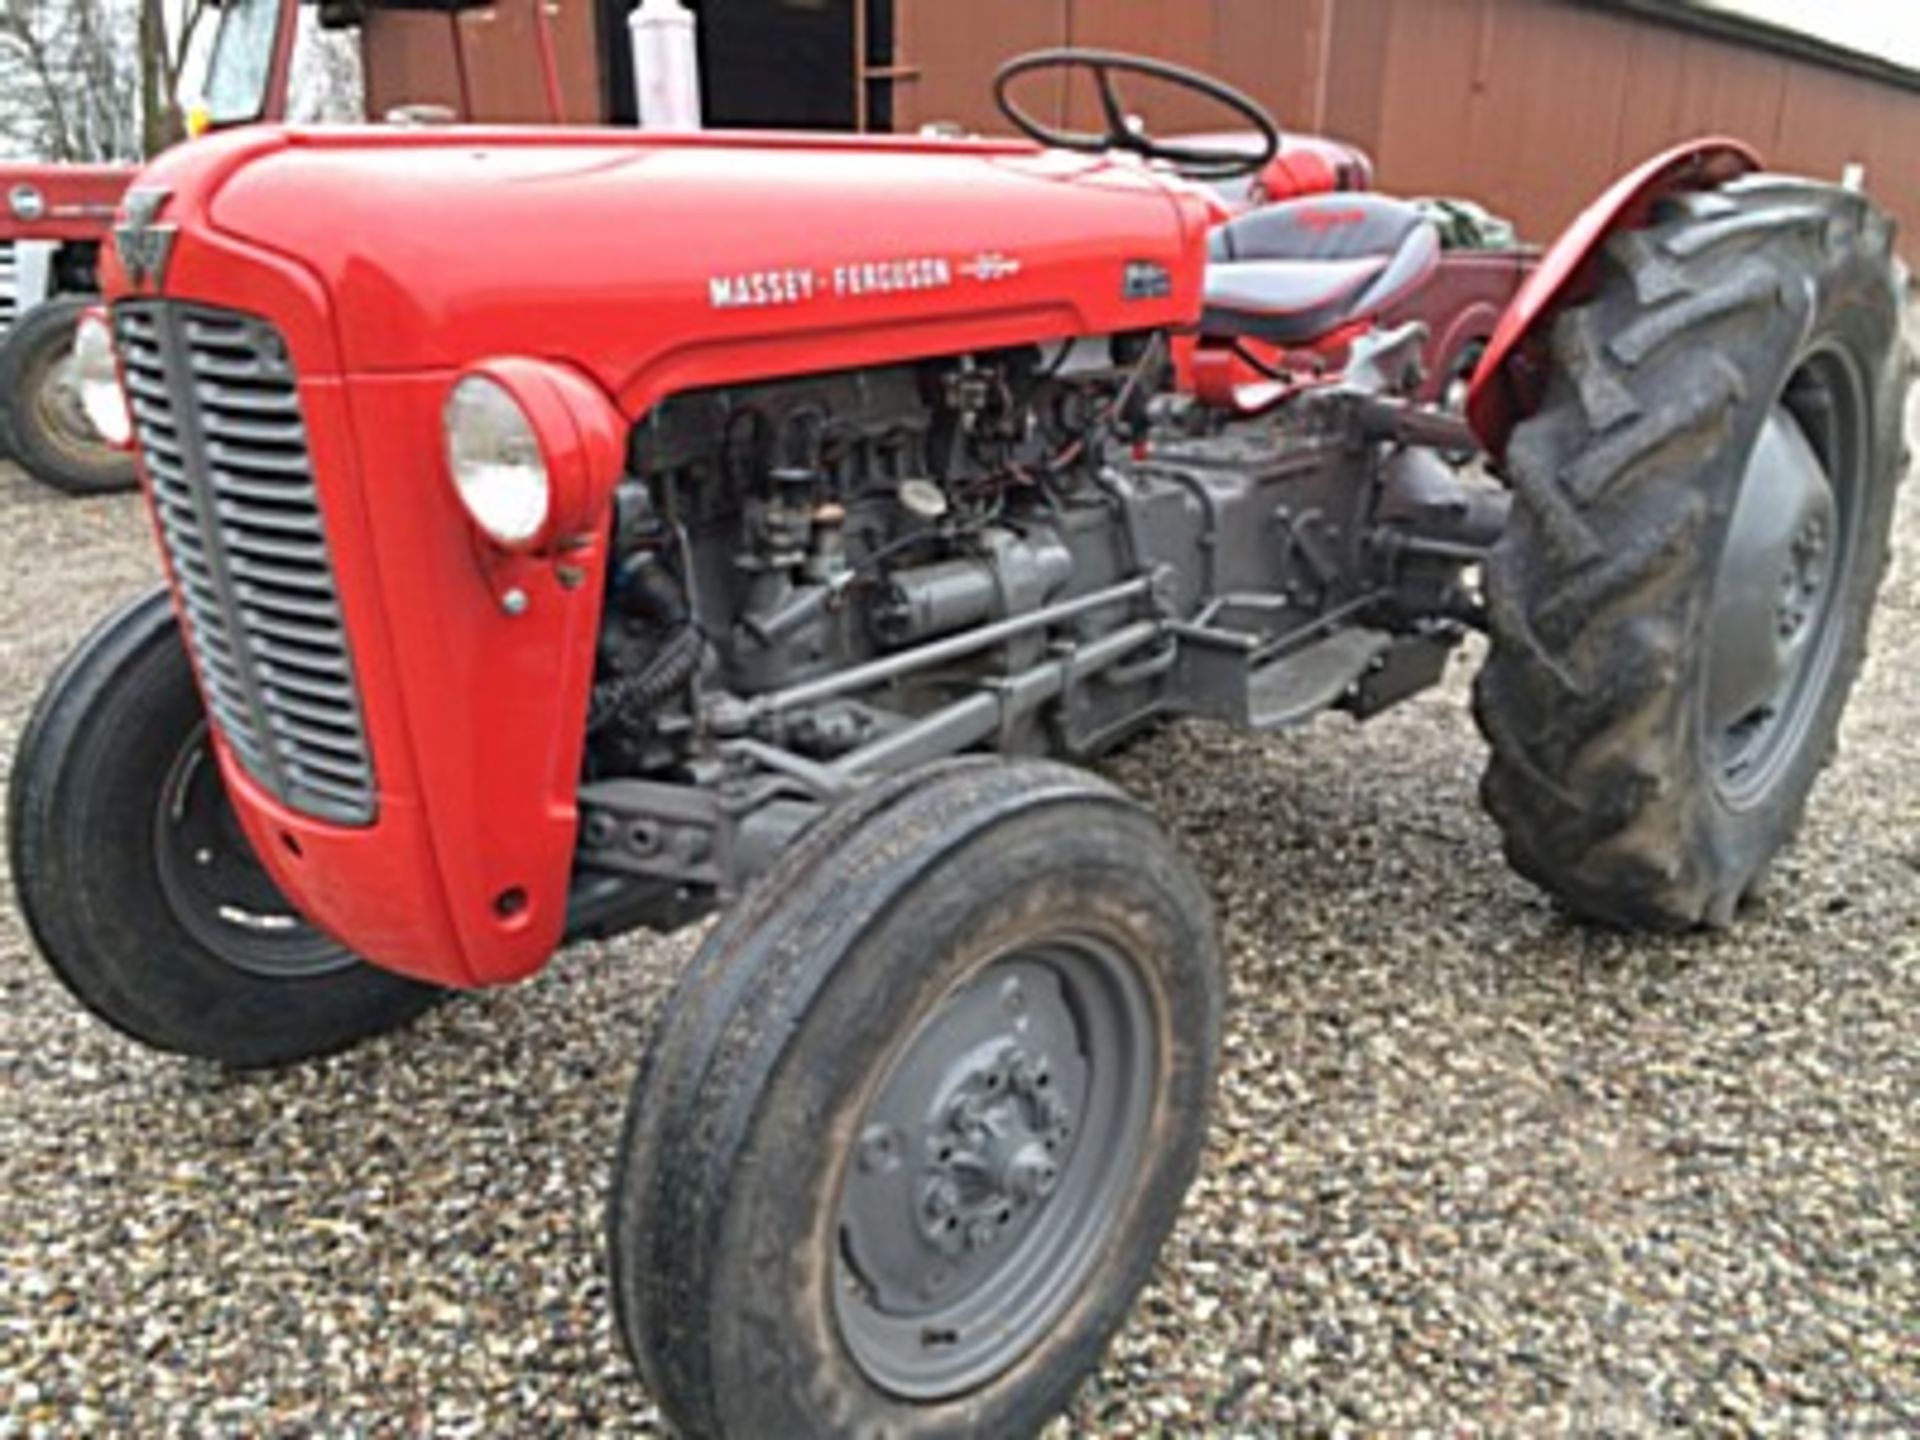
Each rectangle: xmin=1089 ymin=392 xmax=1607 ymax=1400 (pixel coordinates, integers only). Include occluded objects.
xmin=0 ymin=241 xmax=17 ymax=341
xmin=114 ymin=300 xmax=377 ymax=826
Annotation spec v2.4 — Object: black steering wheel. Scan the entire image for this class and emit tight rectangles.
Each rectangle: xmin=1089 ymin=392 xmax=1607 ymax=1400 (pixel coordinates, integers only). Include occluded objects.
xmin=993 ymin=49 xmax=1282 ymax=181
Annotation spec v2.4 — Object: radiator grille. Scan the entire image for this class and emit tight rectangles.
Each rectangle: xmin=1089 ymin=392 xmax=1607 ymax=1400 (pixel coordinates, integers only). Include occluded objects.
xmin=0 ymin=242 xmax=16 ymax=340
xmin=115 ymin=302 xmax=375 ymax=825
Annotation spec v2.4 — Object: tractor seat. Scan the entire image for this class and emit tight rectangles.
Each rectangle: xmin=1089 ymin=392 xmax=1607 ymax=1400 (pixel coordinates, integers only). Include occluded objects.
xmin=1202 ymin=195 xmax=1441 ymax=346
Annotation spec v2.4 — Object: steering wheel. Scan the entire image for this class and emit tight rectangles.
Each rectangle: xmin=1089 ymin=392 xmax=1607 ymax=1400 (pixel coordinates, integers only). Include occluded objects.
xmin=993 ymin=49 xmax=1281 ymax=181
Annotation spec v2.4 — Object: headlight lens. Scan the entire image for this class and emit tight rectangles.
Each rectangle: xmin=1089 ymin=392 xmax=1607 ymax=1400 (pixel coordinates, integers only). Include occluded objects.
xmin=444 ymin=375 xmax=551 ymax=546
xmin=72 ymin=313 xmax=132 ymax=447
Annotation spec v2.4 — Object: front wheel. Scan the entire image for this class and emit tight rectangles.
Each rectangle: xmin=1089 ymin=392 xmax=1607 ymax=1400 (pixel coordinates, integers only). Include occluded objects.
xmin=7 ymin=587 xmax=441 ymax=1067
xmin=609 ymin=761 xmax=1223 ymax=1437
xmin=1475 ymin=177 xmax=1912 ymax=928
xmin=0 ymin=295 xmax=138 ymax=495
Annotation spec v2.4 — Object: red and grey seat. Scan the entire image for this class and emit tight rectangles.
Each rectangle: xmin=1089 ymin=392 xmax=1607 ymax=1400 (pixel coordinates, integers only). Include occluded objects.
xmin=1201 ymin=194 xmax=1441 ymax=345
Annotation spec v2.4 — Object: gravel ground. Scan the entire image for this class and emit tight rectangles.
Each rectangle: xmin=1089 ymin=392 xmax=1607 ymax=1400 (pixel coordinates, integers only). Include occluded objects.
xmin=2 ymin=384 xmax=1916 ymax=1435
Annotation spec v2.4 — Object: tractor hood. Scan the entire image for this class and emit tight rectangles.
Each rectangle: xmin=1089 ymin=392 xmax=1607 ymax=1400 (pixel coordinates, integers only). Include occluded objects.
xmin=3 ymin=161 xmax=133 ymax=242
xmin=116 ymin=126 xmax=1212 ymax=414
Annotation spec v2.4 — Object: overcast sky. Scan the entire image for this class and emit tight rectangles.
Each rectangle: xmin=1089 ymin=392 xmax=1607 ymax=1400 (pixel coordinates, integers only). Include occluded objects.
xmin=1699 ymin=0 xmax=1920 ymax=71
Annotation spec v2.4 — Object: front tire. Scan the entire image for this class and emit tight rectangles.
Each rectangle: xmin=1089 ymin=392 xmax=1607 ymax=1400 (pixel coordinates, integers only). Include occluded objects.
xmin=609 ymin=761 xmax=1223 ymax=1437
xmin=0 ymin=295 xmax=138 ymax=495
xmin=1475 ymin=178 xmax=1911 ymax=928
xmin=7 ymin=587 xmax=441 ymax=1067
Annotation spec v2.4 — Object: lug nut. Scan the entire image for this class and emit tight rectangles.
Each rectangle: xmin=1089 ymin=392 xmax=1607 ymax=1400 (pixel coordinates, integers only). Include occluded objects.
xmin=922 ymin=1179 xmax=957 ymax=1220
xmin=858 ymin=1125 xmax=901 ymax=1175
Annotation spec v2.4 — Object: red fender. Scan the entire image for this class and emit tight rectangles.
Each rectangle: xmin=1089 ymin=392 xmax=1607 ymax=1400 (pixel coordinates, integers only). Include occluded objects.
xmin=1465 ymin=138 xmax=1762 ymax=462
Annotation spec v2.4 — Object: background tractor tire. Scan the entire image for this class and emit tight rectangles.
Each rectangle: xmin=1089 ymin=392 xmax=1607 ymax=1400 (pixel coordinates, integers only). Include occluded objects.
xmin=610 ymin=760 xmax=1223 ymax=1439
xmin=0 ymin=295 xmax=138 ymax=495
xmin=8 ymin=587 xmax=442 ymax=1067
xmin=1475 ymin=177 xmax=1911 ymax=929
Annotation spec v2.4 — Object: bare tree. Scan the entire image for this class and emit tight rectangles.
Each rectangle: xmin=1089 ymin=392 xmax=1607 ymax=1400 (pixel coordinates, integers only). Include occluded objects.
xmin=139 ymin=0 xmax=215 ymax=157
xmin=0 ymin=0 xmax=210 ymax=162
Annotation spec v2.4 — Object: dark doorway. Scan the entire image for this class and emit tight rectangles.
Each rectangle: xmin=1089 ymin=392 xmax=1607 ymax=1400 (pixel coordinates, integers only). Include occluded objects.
xmin=701 ymin=0 xmax=855 ymax=128
xmin=602 ymin=0 xmax=891 ymax=130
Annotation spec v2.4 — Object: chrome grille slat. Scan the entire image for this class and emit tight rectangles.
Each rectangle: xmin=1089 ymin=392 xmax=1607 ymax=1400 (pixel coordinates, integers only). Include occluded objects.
xmin=115 ymin=301 xmax=374 ymax=826
xmin=0 ymin=241 xmax=16 ymax=340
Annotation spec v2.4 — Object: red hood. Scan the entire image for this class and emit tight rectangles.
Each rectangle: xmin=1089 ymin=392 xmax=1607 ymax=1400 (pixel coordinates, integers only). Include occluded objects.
xmin=110 ymin=125 xmax=1212 ymax=415
xmin=2 ymin=161 xmax=135 ymax=242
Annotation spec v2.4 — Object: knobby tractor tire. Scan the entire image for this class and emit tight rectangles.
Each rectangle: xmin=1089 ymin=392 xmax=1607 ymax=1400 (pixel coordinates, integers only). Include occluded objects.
xmin=0 ymin=295 xmax=138 ymax=495
xmin=8 ymin=587 xmax=442 ymax=1067
xmin=609 ymin=760 xmax=1224 ymax=1438
xmin=1475 ymin=177 xmax=1912 ymax=929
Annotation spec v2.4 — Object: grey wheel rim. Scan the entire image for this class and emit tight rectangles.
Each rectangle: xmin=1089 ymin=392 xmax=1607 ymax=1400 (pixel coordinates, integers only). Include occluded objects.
xmin=1704 ymin=350 xmax=1864 ymax=810
xmin=833 ymin=934 xmax=1159 ymax=1399
xmin=31 ymin=343 xmax=118 ymax=467
xmin=153 ymin=722 xmax=357 ymax=980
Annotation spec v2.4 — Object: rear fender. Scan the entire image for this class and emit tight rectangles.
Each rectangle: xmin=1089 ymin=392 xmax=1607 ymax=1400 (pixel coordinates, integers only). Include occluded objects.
xmin=1465 ymin=139 xmax=1761 ymax=462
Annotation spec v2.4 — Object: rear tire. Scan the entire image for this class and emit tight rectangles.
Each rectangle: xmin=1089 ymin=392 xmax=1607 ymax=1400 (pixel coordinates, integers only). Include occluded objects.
xmin=609 ymin=760 xmax=1223 ymax=1438
xmin=0 ymin=295 xmax=138 ymax=495
xmin=1475 ymin=178 xmax=1911 ymax=928
xmin=7 ymin=587 xmax=442 ymax=1067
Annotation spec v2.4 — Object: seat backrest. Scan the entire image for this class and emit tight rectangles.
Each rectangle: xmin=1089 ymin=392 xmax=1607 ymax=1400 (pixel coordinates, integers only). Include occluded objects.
xmin=1210 ymin=194 xmax=1433 ymax=267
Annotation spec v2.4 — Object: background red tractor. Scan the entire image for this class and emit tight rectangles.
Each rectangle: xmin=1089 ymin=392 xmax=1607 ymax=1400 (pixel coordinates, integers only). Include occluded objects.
xmin=0 ymin=164 xmax=137 ymax=492
xmin=10 ymin=42 xmax=1909 ymax=1440
xmin=0 ymin=0 xmax=570 ymax=494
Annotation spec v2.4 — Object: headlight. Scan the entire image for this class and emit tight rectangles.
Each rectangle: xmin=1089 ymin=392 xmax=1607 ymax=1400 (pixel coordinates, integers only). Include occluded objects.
xmin=73 ymin=312 xmax=132 ymax=448
xmin=443 ymin=375 xmax=552 ymax=547
xmin=8 ymin=184 xmax=45 ymax=222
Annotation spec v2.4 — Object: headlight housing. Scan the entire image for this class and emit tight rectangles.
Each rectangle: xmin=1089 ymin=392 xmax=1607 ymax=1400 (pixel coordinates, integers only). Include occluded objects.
xmin=7 ymin=184 xmax=45 ymax=222
xmin=441 ymin=360 xmax=628 ymax=556
xmin=72 ymin=310 xmax=133 ymax=449
xmin=443 ymin=375 xmax=552 ymax=547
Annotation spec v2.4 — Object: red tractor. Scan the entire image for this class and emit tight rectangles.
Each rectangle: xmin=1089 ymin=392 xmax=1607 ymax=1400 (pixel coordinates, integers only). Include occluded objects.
xmin=0 ymin=163 xmax=139 ymax=493
xmin=10 ymin=50 xmax=1909 ymax=1437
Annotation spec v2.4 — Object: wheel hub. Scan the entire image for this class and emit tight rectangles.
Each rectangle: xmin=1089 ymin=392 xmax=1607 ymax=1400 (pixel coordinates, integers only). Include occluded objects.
xmin=911 ymin=1040 xmax=1073 ymax=1261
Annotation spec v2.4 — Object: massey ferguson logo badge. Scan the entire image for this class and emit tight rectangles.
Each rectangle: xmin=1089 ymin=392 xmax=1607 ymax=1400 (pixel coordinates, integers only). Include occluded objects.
xmin=708 ymin=252 xmax=1019 ymax=311
xmin=114 ymin=187 xmax=177 ymax=290
xmin=959 ymin=252 xmax=1022 ymax=282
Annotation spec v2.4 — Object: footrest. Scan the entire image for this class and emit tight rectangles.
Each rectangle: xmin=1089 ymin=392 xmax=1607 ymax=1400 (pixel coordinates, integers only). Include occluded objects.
xmin=1170 ymin=624 xmax=1391 ymax=731
xmin=1246 ymin=630 xmax=1391 ymax=730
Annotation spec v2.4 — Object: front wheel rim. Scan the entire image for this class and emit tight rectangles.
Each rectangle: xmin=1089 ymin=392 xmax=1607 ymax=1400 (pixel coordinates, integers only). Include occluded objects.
xmin=152 ymin=722 xmax=357 ymax=980
xmin=833 ymin=934 xmax=1159 ymax=1399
